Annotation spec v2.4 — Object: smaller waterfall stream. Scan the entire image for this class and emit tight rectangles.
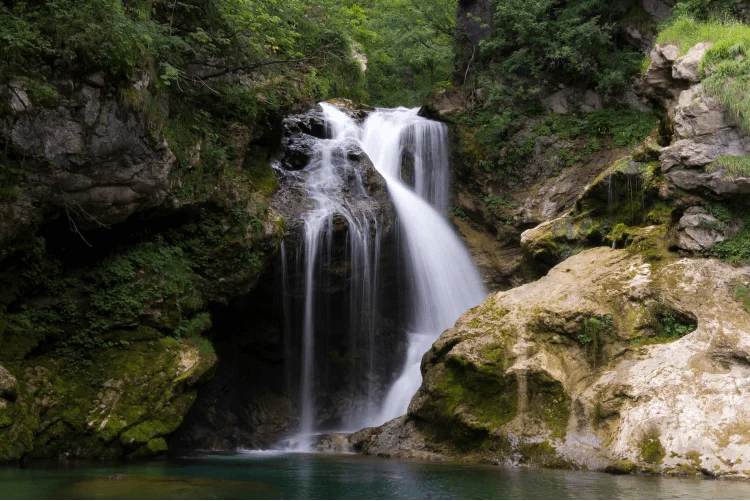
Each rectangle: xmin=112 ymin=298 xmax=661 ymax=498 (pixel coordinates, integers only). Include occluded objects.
xmin=295 ymin=104 xmax=383 ymax=448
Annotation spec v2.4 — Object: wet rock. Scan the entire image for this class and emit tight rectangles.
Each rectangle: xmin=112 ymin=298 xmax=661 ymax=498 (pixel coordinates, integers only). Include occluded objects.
xmin=358 ymin=248 xmax=750 ymax=478
xmin=313 ymin=433 xmax=354 ymax=453
xmin=282 ymin=109 xmax=327 ymax=139
xmin=273 ymin=102 xmax=394 ymax=248
xmin=281 ymin=133 xmax=319 ymax=170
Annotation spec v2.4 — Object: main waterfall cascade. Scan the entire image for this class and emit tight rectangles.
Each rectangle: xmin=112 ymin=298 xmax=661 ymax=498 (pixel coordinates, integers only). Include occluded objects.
xmin=283 ymin=103 xmax=486 ymax=448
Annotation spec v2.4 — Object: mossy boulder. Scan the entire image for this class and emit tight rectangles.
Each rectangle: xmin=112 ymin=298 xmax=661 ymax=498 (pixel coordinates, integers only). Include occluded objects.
xmin=355 ymin=248 xmax=750 ymax=478
xmin=0 ymin=336 xmax=216 ymax=462
xmin=520 ymin=155 xmax=668 ymax=273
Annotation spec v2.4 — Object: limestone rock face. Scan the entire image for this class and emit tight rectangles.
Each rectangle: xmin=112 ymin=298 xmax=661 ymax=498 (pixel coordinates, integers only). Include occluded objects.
xmin=643 ymin=44 xmax=685 ymax=106
xmin=0 ymin=75 xmax=175 ymax=246
xmin=672 ymin=42 xmax=713 ymax=83
xmin=642 ymin=43 xmax=750 ymax=197
xmin=354 ymin=248 xmax=750 ymax=478
xmin=676 ymin=206 xmax=741 ymax=251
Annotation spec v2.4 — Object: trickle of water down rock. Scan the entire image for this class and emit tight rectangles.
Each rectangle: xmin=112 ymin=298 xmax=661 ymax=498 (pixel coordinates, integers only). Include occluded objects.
xmin=288 ymin=103 xmax=486 ymax=449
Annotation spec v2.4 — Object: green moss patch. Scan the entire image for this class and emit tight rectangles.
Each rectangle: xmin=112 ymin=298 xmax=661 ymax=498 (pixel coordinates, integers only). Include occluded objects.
xmin=429 ymin=360 xmax=518 ymax=447
xmin=639 ymin=431 xmax=666 ymax=465
xmin=527 ymin=373 xmax=571 ymax=439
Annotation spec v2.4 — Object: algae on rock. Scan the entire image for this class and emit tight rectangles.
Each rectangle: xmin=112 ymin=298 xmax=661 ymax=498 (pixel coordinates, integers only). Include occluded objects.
xmin=354 ymin=247 xmax=750 ymax=478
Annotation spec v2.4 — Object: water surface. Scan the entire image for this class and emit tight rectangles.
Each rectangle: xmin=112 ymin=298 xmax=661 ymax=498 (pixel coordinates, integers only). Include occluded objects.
xmin=2 ymin=452 xmax=750 ymax=499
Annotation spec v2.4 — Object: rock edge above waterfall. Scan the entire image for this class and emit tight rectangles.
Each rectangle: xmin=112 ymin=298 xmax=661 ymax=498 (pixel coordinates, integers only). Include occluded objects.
xmin=272 ymin=101 xmax=395 ymax=247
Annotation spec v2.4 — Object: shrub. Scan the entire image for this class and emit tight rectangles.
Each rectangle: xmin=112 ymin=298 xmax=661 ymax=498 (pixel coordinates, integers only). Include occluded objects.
xmin=709 ymin=216 xmax=750 ymax=263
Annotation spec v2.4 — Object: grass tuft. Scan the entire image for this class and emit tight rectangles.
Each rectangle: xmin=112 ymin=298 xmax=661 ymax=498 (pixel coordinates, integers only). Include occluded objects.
xmin=707 ymin=155 xmax=750 ymax=179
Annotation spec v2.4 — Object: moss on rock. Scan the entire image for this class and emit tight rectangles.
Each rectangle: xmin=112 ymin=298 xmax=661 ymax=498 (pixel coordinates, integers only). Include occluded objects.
xmin=0 ymin=337 xmax=216 ymax=462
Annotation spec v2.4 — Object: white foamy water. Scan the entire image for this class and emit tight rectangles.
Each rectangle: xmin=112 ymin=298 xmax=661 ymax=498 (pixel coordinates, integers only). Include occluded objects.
xmin=289 ymin=104 xmax=485 ymax=447
xmin=360 ymin=108 xmax=486 ymax=424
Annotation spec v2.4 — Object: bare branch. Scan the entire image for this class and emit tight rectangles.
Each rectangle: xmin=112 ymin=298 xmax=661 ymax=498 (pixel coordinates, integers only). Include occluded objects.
xmin=62 ymin=191 xmax=111 ymax=229
xmin=65 ymin=206 xmax=92 ymax=247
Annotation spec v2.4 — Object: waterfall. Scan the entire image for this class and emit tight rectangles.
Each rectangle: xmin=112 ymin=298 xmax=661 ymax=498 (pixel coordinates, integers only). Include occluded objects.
xmin=280 ymin=240 xmax=293 ymax=399
xmin=290 ymin=104 xmax=485 ymax=447
xmin=360 ymin=108 xmax=486 ymax=424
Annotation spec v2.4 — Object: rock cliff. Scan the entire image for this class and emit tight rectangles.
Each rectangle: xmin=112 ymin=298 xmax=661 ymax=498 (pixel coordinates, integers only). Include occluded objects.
xmin=0 ymin=69 xmax=284 ymax=460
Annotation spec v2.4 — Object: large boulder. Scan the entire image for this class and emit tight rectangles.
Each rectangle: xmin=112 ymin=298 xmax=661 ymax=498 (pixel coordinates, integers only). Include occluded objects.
xmin=354 ymin=248 xmax=750 ymax=478
xmin=0 ymin=335 xmax=216 ymax=462
xmin=272 ymin=102 xmax=394 ymax=247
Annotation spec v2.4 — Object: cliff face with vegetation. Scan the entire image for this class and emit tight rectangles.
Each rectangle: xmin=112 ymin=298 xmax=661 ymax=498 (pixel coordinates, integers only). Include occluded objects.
xmin=0 ymin=0 xmax=350 ymax=461
xmin=0 ymin=0 xmax=461 ymax=462
xmin=2 ymin=0 xmax=750 ymax=473
xmin=353 ymin=0 xmax=750 ymax=479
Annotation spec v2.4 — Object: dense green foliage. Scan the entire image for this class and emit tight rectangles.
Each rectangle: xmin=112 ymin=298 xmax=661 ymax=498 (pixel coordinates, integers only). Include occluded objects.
xmin=0 ymin=207 xmax=268 ymax=362
xmin=459 ymin=107 xmax=656 ymax=176
xmin=0 ymin=0 xmax=361 ymax=92
xmin=344 ymin=0 xmax=455 ymax=106
xmin=446 ymin=0 xmax=657 ymax=180
xmin=0 ymin=0 xmax=456 ymax=108
xmin=671 ymin=0 xmax=749 ymax=20
xmin=480 ymin=0 xmax=642 ymax=104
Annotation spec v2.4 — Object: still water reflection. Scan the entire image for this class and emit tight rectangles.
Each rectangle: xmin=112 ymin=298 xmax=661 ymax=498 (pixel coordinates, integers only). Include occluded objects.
xmin=1 ymin=452 xmax=749 ymax=499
